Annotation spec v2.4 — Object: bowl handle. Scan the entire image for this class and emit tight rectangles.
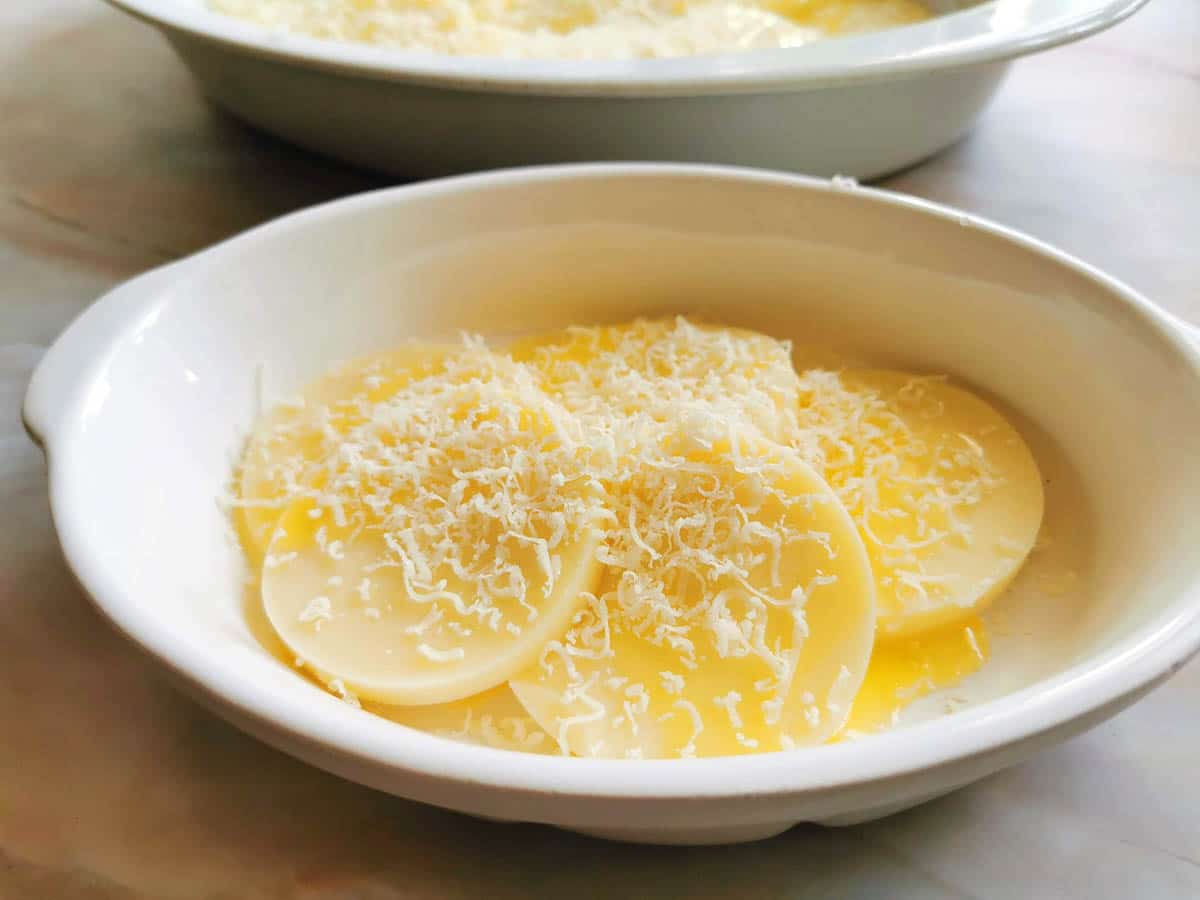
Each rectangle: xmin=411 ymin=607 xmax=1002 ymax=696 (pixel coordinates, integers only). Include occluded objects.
xmin=22 ymin=261 xmax=182 ymax=450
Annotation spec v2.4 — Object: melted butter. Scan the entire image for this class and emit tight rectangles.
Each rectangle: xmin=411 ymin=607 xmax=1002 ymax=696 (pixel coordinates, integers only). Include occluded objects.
xmin=837 ymin=617 xmax=990 ymax=738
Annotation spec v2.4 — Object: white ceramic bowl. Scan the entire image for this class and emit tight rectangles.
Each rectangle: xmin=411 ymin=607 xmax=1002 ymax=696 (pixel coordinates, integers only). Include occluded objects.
xmin=24 ymin=165 xmax=1200 ymax=845
xmin=104 ymin=0 xmax=1144 ymax=179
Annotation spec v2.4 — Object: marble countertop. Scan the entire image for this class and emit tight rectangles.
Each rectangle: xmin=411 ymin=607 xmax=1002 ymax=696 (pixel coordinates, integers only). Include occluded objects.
xmin=3 ymin=1 xmax=1198 ymax=896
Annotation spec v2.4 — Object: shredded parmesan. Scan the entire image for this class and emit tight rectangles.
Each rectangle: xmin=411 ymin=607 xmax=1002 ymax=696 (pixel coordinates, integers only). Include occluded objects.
xmin=237 ymin=316 xmax=1029 ymax=758
xmin=788 ymin=370 xmax=1000 ymax=616
xmin=509 ymin=413 xmax=873 ymax=759
xmin=207 ymin=0 xmax=929 ymax=61
xmin=248 ymin=340 xmax=612 ymax=704
xmin=298 ymin=595 xmax=332 ymax=627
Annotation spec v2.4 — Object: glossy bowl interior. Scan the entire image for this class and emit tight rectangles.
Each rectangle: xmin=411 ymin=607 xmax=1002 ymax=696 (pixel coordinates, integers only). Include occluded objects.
xmin=24 ymin=166 xmax=1200 ymax=844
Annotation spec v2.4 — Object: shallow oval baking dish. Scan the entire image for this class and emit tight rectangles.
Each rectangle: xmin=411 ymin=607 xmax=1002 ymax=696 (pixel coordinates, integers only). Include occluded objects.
xmin=24 ymin=164 xmax=1200 ymax=845
xmin=102 ymin=0 xmax=1145 ymax=178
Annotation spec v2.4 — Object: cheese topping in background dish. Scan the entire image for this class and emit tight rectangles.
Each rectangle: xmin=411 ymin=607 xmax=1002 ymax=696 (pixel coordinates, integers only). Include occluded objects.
xmin=231 ymin=317 xmax=1046 ymax=757
xmin=208 ymin=0 xmax=931 ymax=60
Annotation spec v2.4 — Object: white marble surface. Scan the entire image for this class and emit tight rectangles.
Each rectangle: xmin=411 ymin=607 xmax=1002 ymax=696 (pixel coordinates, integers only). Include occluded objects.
xmin=2 ymin=1 xmax=1199 ymax=896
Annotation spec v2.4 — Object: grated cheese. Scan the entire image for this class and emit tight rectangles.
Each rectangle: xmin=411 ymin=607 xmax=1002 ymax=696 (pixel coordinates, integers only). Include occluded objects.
xmin=509 ymin=317 xmax=805 ymax=447
xmin=786 ymin=369 xmax=1044 ymax=637
xmin=207 ymin=0 xmax=931 ymax=61
xmin=509 ymin=424 xmax=876 ymax=758
xmin=253 ymin=341 xmax=611 ymax=705
xmin=235 ymin=318 xmax=1041 ymax=758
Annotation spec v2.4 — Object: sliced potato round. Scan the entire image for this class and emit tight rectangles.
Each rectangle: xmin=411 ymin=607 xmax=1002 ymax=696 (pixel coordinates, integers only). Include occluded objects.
xmin=260 ymin=371 xmax=610 ymax=706
xmin=235 ymin=344 xmax=470 ymax=567
xmin=791 ymin=369 xmax=1044 ymax=639
xmin=375 ymin=685 xmax=554 ymax=754
xmin=510 ymin=426 xmax=875 ymax=759
xmin=508 ymin=317 xmax=803 ymax=443
xmin=263 ymin=492 xmax=606 ymax=705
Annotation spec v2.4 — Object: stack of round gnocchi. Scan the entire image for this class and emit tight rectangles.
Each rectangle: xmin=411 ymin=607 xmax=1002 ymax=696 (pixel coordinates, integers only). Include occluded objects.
xmin=233 ymin=318 xmax=1043 ymax=758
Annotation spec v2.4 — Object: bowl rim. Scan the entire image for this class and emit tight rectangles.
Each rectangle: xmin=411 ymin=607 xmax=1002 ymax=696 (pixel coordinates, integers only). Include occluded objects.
xmin=101 ymin=0 xmax=1148 ymax=96
xmin=26 ymin=163 xmax=1200 ymax=803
